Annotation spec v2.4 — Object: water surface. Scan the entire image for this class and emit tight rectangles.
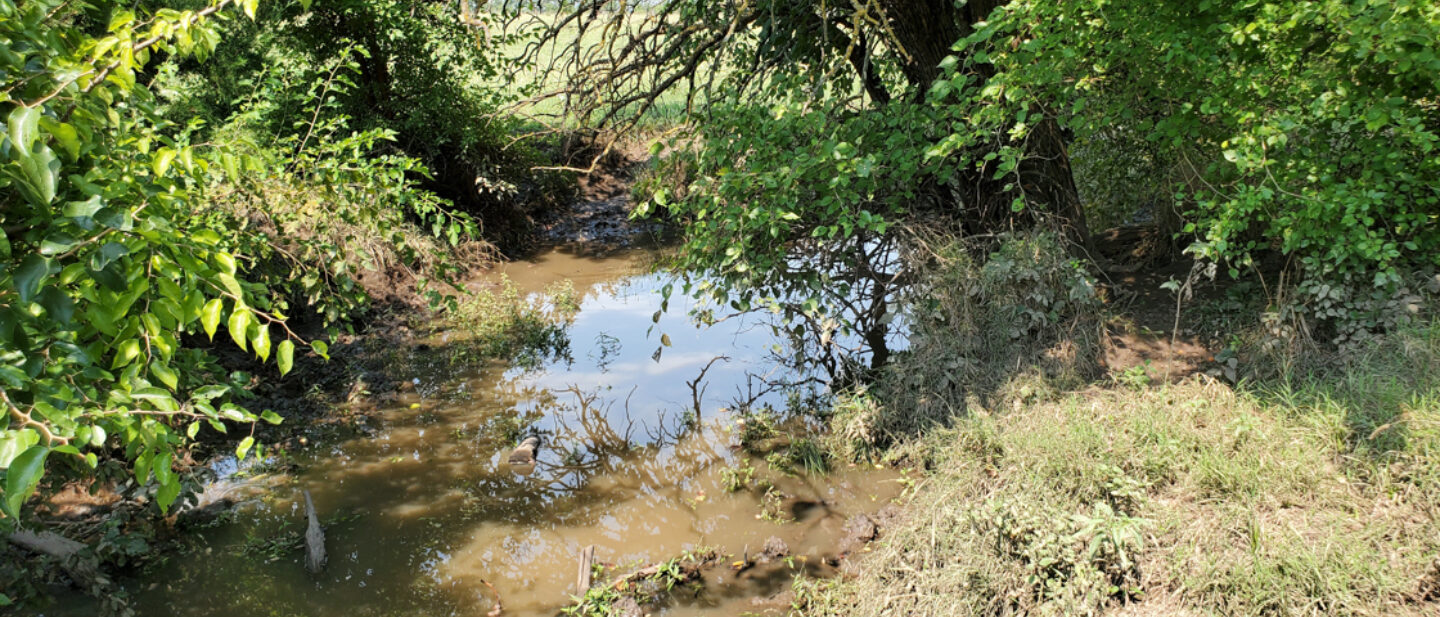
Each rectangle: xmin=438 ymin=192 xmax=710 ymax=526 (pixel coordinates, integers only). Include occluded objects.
xmin=103 ymin=245 xmax=902 ymax=616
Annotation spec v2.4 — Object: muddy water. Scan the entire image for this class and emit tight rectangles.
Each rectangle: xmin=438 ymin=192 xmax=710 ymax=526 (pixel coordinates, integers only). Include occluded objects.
xmin=120 ymin=244 xmax=902 ymax=617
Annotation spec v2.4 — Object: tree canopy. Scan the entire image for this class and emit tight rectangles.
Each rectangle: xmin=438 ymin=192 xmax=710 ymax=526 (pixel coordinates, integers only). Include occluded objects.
xmin=513 ymin=0 xmax=1439 ymax=357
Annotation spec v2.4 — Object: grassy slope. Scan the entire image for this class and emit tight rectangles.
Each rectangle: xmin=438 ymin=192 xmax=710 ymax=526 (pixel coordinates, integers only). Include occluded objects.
xmin=804 ymin=324 xmax=1440 ymax=617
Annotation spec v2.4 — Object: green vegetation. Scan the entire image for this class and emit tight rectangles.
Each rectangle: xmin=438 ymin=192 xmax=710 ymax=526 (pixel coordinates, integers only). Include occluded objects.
xmin=801 ymin=325 xmax=1440 ymax=615
xmin=0 ymin=0 xmax=557 ymax=533
xmin=3 ymin=0 xmax=1438 ymax=615
xmin=563 ymin=549 xmax=717 ymax=617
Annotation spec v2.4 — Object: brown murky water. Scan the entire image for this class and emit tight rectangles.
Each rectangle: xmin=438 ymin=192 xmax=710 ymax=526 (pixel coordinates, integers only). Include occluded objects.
xmin=79 ymin=244 xmax=900 ymax=617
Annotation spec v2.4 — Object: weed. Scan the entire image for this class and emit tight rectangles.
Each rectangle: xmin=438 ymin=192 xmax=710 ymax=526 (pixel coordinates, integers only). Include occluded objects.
xmin=766 ymin=438 xmax=829 ymax=476
xmin=1114 ymin=361 xmax=1152 ymax=390
xmin=720 ymin=462 xmax=759 ymax=493
xmin=758 ymin=486 xmax=791 ymax=524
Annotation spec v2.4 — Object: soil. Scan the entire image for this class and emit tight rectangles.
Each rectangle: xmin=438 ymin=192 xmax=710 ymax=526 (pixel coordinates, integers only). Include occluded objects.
xmin=1091 ymin=225 xmax=1284 ymax=382
xmin=532 ymin=152 xmax=670 ymax=253
xmin=837 ymin=513 xmax=880 ymax=557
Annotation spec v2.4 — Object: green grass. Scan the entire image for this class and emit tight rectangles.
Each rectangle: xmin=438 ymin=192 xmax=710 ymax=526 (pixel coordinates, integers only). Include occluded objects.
xmin=800 ymin=322 xmax=1440 ymax=617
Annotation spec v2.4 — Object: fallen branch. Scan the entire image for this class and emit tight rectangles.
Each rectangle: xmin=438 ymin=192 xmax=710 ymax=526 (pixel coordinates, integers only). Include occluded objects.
xmin=6 ymin=529 xmax=101 ymax=588
xmin=577 ymin=544 xmax=596 ymax=590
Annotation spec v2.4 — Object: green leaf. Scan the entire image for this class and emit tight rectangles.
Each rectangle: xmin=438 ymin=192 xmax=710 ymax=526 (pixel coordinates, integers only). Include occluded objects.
xmin=152 ymin=452 xmax=174 ymax=488
xmin=3 ymin=445 xmax=49 ymax=519
xmin=259 ymin=410 xmax=283 ymax=425
xmin=90 ymin=242 xmax=129 ymax=271
xmin=7 ymin=106 xmax=40 ymax=156
xmin=214 ymin=252 xmax=238 ymax=275
xmin=14 ymin=255 xmax=51 ymax=304
xmin=252 ymin=325 xmax=271 ymax=362
xmin=0 ymin=429 xmax=40 ymax=469
xmin=201 ymin=298 xmax=223 ymax=340
xmin=17 ymin=144 xmax=61 ymax=205
xmin=152 ymin=147 xmax=177 ymax=177
xmin=150 ymin=360 xmax=179 ymax=390
xmin=38 ymin=287 xmax=75 ymax=324
xmin=228 ymin=308 xmax=251 ymax=352
xmin=191 ymin=384 xmax=230 ymax=401
xmin=217 ymin=272 xmax=244 ymax=297
xmin=156 ymin=478 xmax=181 ymax=513
xmin=310 ymin=340 xmax=329 ymax=360
xmin=236 ymin=436 xmax=255 ymax=461
xmin=112 ymin=339 xmax=141 ymax=368
xmin=40 ymin=232 xmax=79 ymax=255
xmin=63 ymin=196 xmax=104 ymax=218
xmin=133 ymin=450 xmax=152 ymax=484
xmin=42 ymin=120 xmax=81 ymax=160
xmin=277 ymin=340 xmax=295 ymax=376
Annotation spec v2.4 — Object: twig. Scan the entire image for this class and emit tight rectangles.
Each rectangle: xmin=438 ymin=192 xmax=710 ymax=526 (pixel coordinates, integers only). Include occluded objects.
xmin=685 ymin=355 xmax=730 ymax=421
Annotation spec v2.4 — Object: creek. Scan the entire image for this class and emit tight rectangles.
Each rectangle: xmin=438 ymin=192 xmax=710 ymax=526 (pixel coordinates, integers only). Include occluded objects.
xmin=58 ymin=243 xmax=903 ymax=617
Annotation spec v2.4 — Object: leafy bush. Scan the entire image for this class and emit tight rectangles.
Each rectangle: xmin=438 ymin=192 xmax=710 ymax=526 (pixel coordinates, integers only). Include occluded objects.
xmin=939 ymin=0 xmax=1439 ymax=334
xmin=165 ymin=0 xmax=572 ymax=245
xmin=867 ymin=232 xmax=1103 ymax=447
xmin=0 ymin=0 xmax=495 ymax=526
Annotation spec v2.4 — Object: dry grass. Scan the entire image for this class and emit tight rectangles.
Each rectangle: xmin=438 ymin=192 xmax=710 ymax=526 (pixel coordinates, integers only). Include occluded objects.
xmin=803 ymin=322 xmax=1440 ymax=616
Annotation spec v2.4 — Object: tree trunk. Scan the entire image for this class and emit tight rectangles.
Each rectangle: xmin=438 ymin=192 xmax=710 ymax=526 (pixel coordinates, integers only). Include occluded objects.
xmin=1020 ymin=117 xmax=1097 ymax=256
xmin=879 ymin=0 xmax=1094 ymax=255
xmin=878 ymin=0 xmax=962 ymax=100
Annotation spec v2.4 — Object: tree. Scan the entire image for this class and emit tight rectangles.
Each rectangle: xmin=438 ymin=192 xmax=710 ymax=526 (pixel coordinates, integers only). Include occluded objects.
xmin=497 ymin=0 xmax=1095 ymax=374
xmin=0 ymin=0 xmax=486 ymax=526
xmin=507 ymin=0 xmax=1440 ymax=357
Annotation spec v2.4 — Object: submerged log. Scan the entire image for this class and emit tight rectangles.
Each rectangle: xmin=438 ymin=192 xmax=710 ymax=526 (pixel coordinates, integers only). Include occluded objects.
xmin=508 ymin=435 xmax=541 ymax=465
xmin=303 ymin=490 xmax=326 ymax=574
xmin=7 ymin=530 xmax=101 ymax=587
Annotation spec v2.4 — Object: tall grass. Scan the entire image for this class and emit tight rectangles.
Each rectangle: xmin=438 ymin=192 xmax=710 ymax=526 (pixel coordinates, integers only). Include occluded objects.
xmin=804 ymin=320 xmax=1440 ymax=616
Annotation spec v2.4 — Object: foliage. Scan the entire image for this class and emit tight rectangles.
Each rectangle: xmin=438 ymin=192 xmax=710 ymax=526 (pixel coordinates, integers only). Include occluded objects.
xmin=0 ymin=0 xmax=500 ymax=527
xmin=639 ymin=97 xmax=934 ymax=374
xmin=849 ymin=232 xmax=1102 ymax=454
xmin=937 ymin=0 xmax=1439 ymax=321
xmin=170 ymin=0 xmax=571 ymax=244
xmin=530 ymin=0 xmax=1438 ymax=361
xmin=0 ymin=0 xmax=298 ymax=524
xmin=969 ymin=499 xmax=1146 ymax=610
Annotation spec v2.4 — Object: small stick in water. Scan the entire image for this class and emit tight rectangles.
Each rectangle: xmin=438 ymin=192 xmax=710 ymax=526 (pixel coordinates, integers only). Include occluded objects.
xmin=576 ymin=544 xmax=595 ymax=591
xmin=303 ymin=490 xmax=327 ymax=574
xmin=480 ymin=577 xmax=503 ymax=616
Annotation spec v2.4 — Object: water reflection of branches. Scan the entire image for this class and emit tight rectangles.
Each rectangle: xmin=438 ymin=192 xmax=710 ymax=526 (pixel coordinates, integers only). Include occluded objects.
xmin=465 ymin=383 xmax=709 ymax=521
